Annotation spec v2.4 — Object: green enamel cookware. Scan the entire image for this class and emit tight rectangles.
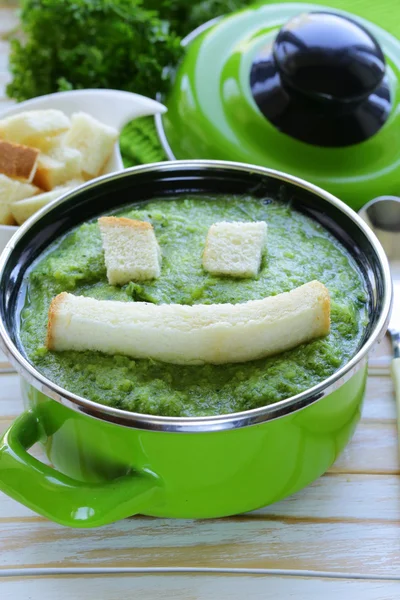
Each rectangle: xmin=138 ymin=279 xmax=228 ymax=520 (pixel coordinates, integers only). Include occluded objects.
xmin=158 ymin=1 xmax=400 ymax=210
xmin=0 ymin=161 xmax=392 ymax=528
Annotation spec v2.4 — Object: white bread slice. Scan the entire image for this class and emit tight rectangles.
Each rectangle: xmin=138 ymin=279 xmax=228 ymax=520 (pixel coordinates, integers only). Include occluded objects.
xmin=64 ymin=112 xmax=119 ymax=178
xmin=0 ymin=110 xmax=70 ymax=146
xmin=203 ymin=221 xmax=267 ymax=278
xmin=11 ymin=179 xmax=83 ymax=225
xmin=98 ymin=216 xmax=162 ymax=285
xmin=0 ymin=174 xmax=39 ymax=224
xmin=0 ymin=140 xmax=39 ymax=183
xmin=33 ymin=146 xmax=82 ymax=191
xmin=46 ymin=281 xmax=330 ymax=365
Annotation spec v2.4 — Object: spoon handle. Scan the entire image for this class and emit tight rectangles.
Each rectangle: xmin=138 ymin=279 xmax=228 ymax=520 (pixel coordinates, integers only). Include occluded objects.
xmin=392 ymin=358 xmax=400 ymax=452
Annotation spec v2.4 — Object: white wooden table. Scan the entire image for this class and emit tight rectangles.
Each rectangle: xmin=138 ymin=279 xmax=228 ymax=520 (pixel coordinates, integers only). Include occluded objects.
xmin=1 ymin=4 xmax=400 ymax=598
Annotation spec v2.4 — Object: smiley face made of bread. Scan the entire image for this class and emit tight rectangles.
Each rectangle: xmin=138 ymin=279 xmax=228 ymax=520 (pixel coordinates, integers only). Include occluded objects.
xmin=45 ymin=217 xmax=331 ymax=366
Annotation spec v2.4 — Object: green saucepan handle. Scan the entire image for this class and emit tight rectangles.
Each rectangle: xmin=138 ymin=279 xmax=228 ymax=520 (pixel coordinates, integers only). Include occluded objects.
xmin=0 ymin=410 xmax=162 ymax=528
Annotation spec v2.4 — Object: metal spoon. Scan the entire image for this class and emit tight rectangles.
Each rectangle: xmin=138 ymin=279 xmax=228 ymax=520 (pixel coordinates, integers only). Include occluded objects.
xmin=359 ymin=197 xmax=400 ymax=426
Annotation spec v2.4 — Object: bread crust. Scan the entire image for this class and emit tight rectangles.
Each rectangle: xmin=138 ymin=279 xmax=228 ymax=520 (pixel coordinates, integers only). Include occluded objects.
xmin=46 ymin=292 xmax=68 ymax=350
xmin=0 ymin=140 xmax=39 ymax=182
xmin=98 ymin=216 xmax=152 ymax=230
xmin=317 ymin=281 xmax=331 ymax=336
xmin=32 ymin=162 xmax=53 ymax=191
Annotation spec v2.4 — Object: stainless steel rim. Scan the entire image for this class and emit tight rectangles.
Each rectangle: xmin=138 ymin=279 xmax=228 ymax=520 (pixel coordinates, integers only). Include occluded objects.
xmin=0 ymin=160 xmax=392 ymax=433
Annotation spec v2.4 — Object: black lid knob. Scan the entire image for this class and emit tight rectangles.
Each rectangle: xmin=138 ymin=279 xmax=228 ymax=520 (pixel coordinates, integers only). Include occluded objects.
xmin=250 ymin=11 xmax=392 ymax=147
xmin=274 ymin=12 xmax=386 ymax=104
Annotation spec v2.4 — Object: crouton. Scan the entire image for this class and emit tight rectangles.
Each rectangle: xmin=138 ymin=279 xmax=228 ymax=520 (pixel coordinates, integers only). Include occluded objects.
xmin=25 ymin=133 xmax=66 ymax=154
xmin=0 ymin=109 xmax=70 ymax=146
xmin=46 ymin=281 xmax=330 ymax=365
xmin=33 ymin=146 xmax=82 ymax=191
xmin=0 ymin=140 xmax=39 ymax=183
xmin=203 ymin=221 xmax=268 ymax=278
xmin=0 ymin=174 xmax=39 ymax=224
xmin=11 ymin=179 xmax=83 ymax=225
xmin=98 ymin=216 xmax=162 ymax=285
xmin=64 ymin=112 xmax=119 ymax=178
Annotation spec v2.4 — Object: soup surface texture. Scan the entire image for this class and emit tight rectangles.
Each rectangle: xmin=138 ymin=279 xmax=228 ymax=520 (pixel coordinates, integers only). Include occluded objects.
xmin=20 ymin=195 xmax=368 ymax=417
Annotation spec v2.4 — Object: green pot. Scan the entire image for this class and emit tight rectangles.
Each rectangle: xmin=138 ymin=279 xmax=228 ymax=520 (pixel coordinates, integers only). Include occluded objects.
xmin=159 ymin=2 xmax=400 ymax=210
xmin=0 ymin=161 xmax=392 ymax=528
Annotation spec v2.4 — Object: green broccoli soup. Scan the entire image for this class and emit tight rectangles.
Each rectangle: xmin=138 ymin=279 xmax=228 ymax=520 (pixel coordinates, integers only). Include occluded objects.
xmin=19 ymin=195 xmax=368 ymax=417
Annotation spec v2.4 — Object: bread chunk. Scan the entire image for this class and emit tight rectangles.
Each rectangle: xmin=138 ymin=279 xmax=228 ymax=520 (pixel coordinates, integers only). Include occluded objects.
xmin=0 ymin=140 xmax=39 ymax=182
xmin=203 ymin=221 xmax=267 ymax=278
xmin=0 ymin=110 xmax=70 ymax=145
xmin=64 ymin=112 xmax=119 ymax=178
xmin=0 ymin=174 xmax=39 ymax=224
xmin=11 ymin=180 xmax=82 ymax=225
xmin=99 ymin=217 xmax=162 ymax=285
xmin=33 ymin=146 xmax=82 ymax=191
xmin=46 ymin=281 xmax=331 ymax=365
xmin=25 ymin=133 xmax=66 ymax=154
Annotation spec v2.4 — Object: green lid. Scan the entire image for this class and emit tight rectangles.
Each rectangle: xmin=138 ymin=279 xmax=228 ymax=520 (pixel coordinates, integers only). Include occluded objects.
xmin=160 ymin=2 xmax=400 ymax=210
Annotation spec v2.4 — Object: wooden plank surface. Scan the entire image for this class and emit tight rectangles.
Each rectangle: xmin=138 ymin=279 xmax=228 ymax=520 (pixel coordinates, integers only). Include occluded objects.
xmin=2 ymin=574 xmax=400 ymax=600
xmin=0 ymin=506 xmax=399 ymax=576
xmin=0 ymin=2 xmax=399 ymax=598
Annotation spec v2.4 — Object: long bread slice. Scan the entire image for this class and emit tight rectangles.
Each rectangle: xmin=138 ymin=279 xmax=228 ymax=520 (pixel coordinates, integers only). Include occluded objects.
xmin=46 ymin=281 xmax=330 ymax=365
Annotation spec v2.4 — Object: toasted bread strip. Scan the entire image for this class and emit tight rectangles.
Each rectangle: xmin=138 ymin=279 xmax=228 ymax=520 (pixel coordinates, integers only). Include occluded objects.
xmin=203 ymin=221 xmax=268 ymax=278
xmin=46 ymin=281 xmax=330 ymax=365
xmin=98 ymin=216 xmax=162 ymax=285
xmin=0 ymin=140 xmax=39 ymax=183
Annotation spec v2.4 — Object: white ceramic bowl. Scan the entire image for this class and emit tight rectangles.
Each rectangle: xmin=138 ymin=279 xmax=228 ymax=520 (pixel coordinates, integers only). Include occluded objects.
xmin=0 ymin=89 xmax=166 ymax=250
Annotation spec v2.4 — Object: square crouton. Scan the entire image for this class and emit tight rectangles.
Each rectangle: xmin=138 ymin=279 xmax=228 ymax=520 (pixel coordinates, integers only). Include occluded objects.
xmin=99 ymin=217 xmax=162 ymax=285
xmin=0 ymin=109 xmax=70 ymax=146
xmin=65 ymin=112 xmax=119 ymax=179
xmin=0 ymin=174 xmax=39 ymax=224
xmin=203 ymin=221 xmax=267 ymax=278
xmin=33 ymin=146 xmax=82 ymax=191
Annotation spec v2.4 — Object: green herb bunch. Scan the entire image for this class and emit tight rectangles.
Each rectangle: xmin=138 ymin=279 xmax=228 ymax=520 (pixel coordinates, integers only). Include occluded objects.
xmin=7 ymin=0 xmax=252 ymax=102
xmin=7 ymin=0 xmax=183 ymax=101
